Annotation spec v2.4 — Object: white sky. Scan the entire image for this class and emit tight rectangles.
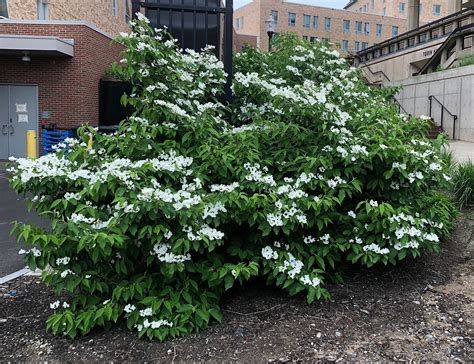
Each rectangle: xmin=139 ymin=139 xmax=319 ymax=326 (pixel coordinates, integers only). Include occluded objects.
xmin=234 ymin=0 xmax=349 ymax=9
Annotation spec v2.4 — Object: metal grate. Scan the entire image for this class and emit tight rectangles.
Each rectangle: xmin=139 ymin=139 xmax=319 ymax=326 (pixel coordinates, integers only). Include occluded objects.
xmin=132 ymin=0 xmax=233 ymax=102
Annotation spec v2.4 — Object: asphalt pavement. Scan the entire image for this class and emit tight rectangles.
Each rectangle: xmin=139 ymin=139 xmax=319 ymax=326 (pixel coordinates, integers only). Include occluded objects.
xmin=0 ymin=161 xmax=48 ymax=277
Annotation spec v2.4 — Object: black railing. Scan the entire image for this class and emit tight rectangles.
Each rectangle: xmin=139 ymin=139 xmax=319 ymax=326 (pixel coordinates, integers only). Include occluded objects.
xmin=418 ymin=22 xmax=474 ymax=75
xmin=429 ymin=95 xmax=458 ymax=139
xmin=132 ymin=0 xmax=233 ymax=102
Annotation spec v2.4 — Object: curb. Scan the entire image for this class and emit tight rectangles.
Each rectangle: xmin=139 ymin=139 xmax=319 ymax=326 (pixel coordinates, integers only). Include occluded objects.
xmin=0 ymin=268 xmax=40 ymax=285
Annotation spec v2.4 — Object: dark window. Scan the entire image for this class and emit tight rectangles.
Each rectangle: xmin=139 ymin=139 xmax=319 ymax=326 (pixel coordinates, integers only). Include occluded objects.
xmin=0 ymin=0 xmax=8 ymax=18
xmin=288 ymin=12 xmax=296 ymax=27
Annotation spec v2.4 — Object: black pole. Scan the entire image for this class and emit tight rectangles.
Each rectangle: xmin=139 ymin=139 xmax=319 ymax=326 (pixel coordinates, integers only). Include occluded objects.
xmin=132 ymin=0 xmax=140 ymax=18
xmin=268 ymin=32 xmax=273 ymax=52
xmin=224 ymin=0 xmax=233 ymax=104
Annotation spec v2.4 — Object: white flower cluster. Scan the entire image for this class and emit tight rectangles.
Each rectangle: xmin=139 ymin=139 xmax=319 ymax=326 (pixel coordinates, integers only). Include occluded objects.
xmin=261 ymin=246 xmax=279 ymax=260
xmin=362 ymin=243 xmax=390 ymax=255
xmin=151 ymin=243 xmax=191 ymax=263
xmin=56 ymin=257 xmax=70 ymax=265
xmin=183 ymin=225 xmax=225 ymax=241
xmin=50 ymin=300 xmax=70 ymax=310
xmin=300 ymin=274 xmax=321 ymax=288
xmin=203 ymin=202 xmax=227 ymax=219
xmin=18 ymin=247 xmax=41 ymax=257
xmin=244 ymin=163 xmax=276 ymax=187
xmin=137 ymin=319 xmax=173 ymax=332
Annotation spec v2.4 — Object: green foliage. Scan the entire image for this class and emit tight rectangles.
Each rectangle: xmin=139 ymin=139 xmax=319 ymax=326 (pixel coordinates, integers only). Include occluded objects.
xmin=8 ymin=20 xmax=456 ymax=341
xmin=458 ymin=54 xmax=474 ymax=68
xmin=451 ymin=160 xmax=474 ymax=208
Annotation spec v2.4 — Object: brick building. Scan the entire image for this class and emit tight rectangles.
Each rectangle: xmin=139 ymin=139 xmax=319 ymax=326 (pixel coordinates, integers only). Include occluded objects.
xmin=234 ymin=0 xmax=407 ymax=53
xmin=0 ymin=1 xmax=130 ymax=159
xmin=1 ymin=0 xmax=132 ymax=36
xmin=344 ymin=0 xmax=450 ymax=24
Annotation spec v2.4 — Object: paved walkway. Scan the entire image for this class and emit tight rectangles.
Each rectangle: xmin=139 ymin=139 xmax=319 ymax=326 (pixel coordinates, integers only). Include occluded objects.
xmin=449 ymin=141 xmax=474 ymax=163
xmin=0 ymin=162 xmax=47 ymax=277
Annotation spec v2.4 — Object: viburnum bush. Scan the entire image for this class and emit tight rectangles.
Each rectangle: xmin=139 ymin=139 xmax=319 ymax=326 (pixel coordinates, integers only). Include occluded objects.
xmin=9 ymin=15 xmax=456 ymax=340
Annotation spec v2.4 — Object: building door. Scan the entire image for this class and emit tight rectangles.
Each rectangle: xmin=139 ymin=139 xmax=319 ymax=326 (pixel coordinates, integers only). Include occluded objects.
xmin=0 ymin=85 xmax=38 ymax=159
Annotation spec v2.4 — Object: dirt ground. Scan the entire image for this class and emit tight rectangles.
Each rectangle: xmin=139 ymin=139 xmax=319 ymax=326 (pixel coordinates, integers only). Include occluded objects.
xmin=1 ymin=211 xmax=473 ymax=362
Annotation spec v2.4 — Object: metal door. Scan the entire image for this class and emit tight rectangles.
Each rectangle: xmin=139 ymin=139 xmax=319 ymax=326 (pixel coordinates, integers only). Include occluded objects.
xmin=0 ymin=85 xmax=38 ymax=159
xmin=0 ymin=86 xmax=8 ymax=159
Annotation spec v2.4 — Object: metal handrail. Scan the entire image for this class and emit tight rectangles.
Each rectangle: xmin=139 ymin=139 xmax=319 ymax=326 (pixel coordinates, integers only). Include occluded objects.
xmin=357 ymin=6 xmax=474 ymax=61
xmin=429 ymin=95 xmax=458 ymax=139
xmin=418 ymin=22 xmax=474 ymax=75
xmin=357 ymin=55 xmax=392 ymax=83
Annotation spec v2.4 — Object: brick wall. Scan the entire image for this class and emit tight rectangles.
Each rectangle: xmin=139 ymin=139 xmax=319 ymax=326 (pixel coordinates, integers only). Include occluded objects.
xmin=7 ymin=0 xmax=131 ymax=36
xmin=235 ymin=0 xmax=407 ymax=53
xmin=345 ymin=0 xmax=450 ymax=24
xmin=0 ymin=23 xmax=125 ymax=150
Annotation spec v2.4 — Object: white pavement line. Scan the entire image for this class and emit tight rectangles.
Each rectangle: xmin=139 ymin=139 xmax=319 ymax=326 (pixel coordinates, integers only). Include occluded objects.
xmin=0 ymin=268 xmax=30 ymax=285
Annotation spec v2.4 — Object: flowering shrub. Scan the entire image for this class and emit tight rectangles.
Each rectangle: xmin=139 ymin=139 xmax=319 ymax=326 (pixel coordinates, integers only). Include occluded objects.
xmin=8 ymin=17 xmax=456 ymax=340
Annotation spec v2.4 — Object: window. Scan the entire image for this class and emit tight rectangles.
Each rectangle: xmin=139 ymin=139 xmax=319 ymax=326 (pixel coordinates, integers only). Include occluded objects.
xmin=112 ymin=0 xmax=118 ymax=16
xmin=363 ymin=4 xmax=367 ymax=12
xmin=355 ymin=21 xmax=362 ymax=34
xmin=236 ymin=17 xmax=243 ymax=30
xmin=302 ymin=35 xmax=308 ymax=41
xmin=392 ymin=25 xmax=399 ymax=37
xmin=371 ymin=0 xmax=375 ymax=9
xmin=37 ymin=0 xmax=48 ymax=20
xmin=342 ymin=39 xmax=349 ymax=51
xmin=271 ymin=10 xmax=278 ymax=23
xmin=124 ymin=0 xmax=131 ymax=23
xmin=364 ymin=22 xmax=370 ymax=35
xmin=419 ymin=3 xmax=423 ymax=15
xmin=324 ymin=17 xmax=331 ymax=31
xmin=376 ymin=23 xmax=382 ymax=37
xmin=303 ymin=14 xmax=310 ymax=28
xmin=288 ymin=12 xmax=296 ymax=27
xmin=313 ymin=16 xmax=319 ymax=29
xmin=354 ymin=41 xmax=360 ymax=51
xmin=362 ymin=42 xmax=369 ymax=49
xmin=382 ymin=7 xmax=386 ymax=15
xmin=433 ymin=4 xmax=441 ymax=16
xmin=399 ymin=2 xmax=405 ymax=13
xmin=343 ymin=19 xmax=350 ymax=33
xmin=0 ymin=0 xmax=8 ymax=18
xmin=310 ymin=36 xmax=318 ymax=42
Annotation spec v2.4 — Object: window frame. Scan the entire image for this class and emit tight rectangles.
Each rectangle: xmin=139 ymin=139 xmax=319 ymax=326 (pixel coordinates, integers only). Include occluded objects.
xmin=112 ymin=0 xmax=118 ymax=17
xmin=376 ymin=23 xmax=382 ymax=37
xmin=324 ymin=17 xmax=331 ymax=31
xmin=433 ymin=4 xmax=441 ymax=16
xmin=37 ymin=0 xmax=48 ymax=20
xmin=355 ymin=21 xmax=362 ymax=34
xmin=312 ymin=15 xmax=319 ymax=29
xmin=392 ymin=25 xmax=399 ymax=37
xmin=271 ymin=10 xmax=279 ymax=24
xmin=303 ymin=14 xmax=310 ymax=28
xmin=288 ymin=12 xmax=296 ymax=27
xmin=343 ymin=19 xmax=350 ymax=33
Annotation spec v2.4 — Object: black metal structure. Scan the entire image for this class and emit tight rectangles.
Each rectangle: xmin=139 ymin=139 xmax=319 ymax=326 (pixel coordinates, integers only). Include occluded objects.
xmin=99 ymin=80 xmax=135 ymax=129
xmin=132 ymin=0 xmax=233 ymax=102
xmin=429 ymin=95 xmax=458 ymax=140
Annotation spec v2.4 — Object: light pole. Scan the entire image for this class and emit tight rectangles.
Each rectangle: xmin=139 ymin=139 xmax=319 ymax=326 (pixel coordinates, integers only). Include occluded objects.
xmin=265 ymin=15 xmax=276 ymax=52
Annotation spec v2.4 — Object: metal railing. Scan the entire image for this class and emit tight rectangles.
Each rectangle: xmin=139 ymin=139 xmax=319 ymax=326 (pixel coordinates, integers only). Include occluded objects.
xmin=132 ymin=0 xmax=234 ymax=102
xmin=418 ymin=22 xmax=474 ymax=75
xmin=429 ymin=95 xmax=458 ymax=139
xmin=356 ymin=6 xmax=474 ymax=64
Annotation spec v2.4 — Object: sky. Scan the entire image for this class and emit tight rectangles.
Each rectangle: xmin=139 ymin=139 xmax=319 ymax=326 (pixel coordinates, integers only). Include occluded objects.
xmin=234 ymin=0 xmax=349 ymax=9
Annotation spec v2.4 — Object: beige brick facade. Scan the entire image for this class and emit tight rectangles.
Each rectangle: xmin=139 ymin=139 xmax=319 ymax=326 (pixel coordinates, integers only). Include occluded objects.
xmin=344 ymin=0 xmax=450 ymax=24
xmin=5 ymin=0 xmax=132 ymax=36
xmin=234 ymin=0 xmax=407 ymax=53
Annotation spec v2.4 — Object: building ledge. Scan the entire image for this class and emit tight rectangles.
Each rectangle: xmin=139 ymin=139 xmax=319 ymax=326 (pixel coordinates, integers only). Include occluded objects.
xmin=0 ymin=34 xmax=74 ymax=57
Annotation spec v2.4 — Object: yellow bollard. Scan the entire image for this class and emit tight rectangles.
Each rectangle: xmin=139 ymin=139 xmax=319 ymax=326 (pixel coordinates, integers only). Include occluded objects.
xmin=26 ymin=130 xmax=37 ymax=159
xmin=87 ymin=134 xmax=93 ymax=150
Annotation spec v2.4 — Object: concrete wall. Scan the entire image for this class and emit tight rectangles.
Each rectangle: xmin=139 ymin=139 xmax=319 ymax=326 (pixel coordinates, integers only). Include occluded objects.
xmin=360 ymin=36 xmax=447 ymax=82
xmin=391 ymin=65 xmax=474 ymax=141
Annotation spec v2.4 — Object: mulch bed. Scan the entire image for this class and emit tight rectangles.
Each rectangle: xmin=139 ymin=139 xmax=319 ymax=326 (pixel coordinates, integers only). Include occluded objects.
xmin=1 ymin=211 xmax=473 ymax=362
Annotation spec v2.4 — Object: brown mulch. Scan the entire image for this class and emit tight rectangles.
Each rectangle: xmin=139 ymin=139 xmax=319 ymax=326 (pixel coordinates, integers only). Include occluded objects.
xmin=0 ymin=211 xmax=473 ymax=362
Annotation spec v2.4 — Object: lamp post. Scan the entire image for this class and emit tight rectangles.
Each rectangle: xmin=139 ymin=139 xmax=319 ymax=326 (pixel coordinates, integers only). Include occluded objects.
xmin=265 ymin=15 xmax=276 ymax=52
